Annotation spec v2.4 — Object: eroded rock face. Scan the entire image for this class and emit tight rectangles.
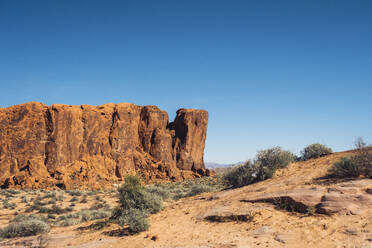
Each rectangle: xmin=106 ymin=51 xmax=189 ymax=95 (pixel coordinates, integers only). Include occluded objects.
xmin=0 ymin=102 xmax=209 ymax=189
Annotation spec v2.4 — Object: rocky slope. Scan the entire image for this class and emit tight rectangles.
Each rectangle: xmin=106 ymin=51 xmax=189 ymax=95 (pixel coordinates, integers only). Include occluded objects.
xmin=0 ymin=102 xmax=209 ymax=189
xmin=0 ymin=150 xmax=371 ymax=248
xmin=84 ymin=150 xmax=372 ymax=247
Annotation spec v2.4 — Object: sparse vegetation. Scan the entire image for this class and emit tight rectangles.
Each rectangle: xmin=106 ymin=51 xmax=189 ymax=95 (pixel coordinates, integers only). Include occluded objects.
xmin=118 ymin=208 xmax=149 ymax=233
xmin=2 ymin=198 xmax=16 ymax=209
xmin=329 ymin=138 xmax=372 ymax=178
xmin=145 ymin=176 xmax=224 ymax=200
xmin=255 ymin=146 xmax=295 ymax=181
xmin=66 ymin=190 xmax=83 ymax=196
xmin=80 ymin=195 xmax=88 ymax=203
xmin=27 ymin=203 xmax=74 ymax=215
xmin=117 ymin=175 xmax=163 ymax=214
xmin=56 ymin=209 xmax=110 ymax=227
xmin=21 ymin=195 xmax=29 ymax=203
xmin=111 ymin=175 xmax=163 ymax=233
xmin=0 ymin=215 xmax=50 ymax=238
xmin=223 ymin=147 xmax=294 ymax=188
xmin=329 ymin=157 xmax=361 ymax=178
xmin=223 ymin=161 xmax=258 ymax=188
xmin=301 ymin=143 xmax=332 ymax=160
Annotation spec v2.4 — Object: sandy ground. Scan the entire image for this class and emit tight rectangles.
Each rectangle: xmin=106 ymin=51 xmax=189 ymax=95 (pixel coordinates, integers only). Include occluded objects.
xmin=1 ymin=150 xmax=372 ymax=248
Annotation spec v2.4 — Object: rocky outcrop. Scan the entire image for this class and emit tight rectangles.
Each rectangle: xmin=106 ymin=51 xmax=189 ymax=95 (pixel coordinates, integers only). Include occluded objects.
xmin=0 ymin=102 xmax=209 ymax=189
xmin=242 ymin=179 xmax=372 ymax=215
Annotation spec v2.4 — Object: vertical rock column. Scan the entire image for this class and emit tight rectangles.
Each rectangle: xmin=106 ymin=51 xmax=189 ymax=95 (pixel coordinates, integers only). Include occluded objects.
xmin=172 ymin=108 xmax=209 ymax=172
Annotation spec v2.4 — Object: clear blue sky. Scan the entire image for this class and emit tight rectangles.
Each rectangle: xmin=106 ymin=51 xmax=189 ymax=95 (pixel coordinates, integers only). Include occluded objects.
xmin=1 ymin=1 xmax=371 ymax=163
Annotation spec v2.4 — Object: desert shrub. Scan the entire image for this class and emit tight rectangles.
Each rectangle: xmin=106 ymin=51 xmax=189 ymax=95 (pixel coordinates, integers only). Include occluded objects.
xmin=118 ymin=208 xmax=149 ymax=233
xmin=66 ymin=190 xmax=83 ymax=196
xmin=80 ymin=196 xmax=88 ymax=203
xmin=186 ymin=184 xmax=215 ymax=197
xmin=145 ymin=185 xmax=171 ymax=200
xmin=25 ymin=200 xmax=47 ymax=213
xmin=0 ymin=219 xmax=50 ymax=238
xmin=56 ymin=210 xmax=110 ymax=227
xmin=223 ymin=147 xmax=294 ymax=188
xmin=83 ymin=220 xmax=109 ymax=230
xmin=2 ymin=199 xmax=16 ymax=209
xmin=329 ymin=157 xmax=361 ymax=178
xmin=255 ymin=146 xmax=295 ymax=181
xmin=70 ymin=196 xmax=78 ymax=202
xmin=146 ymin=176 xmax=224 ymax=201
xmin=353 ymin=141 xmax=372 ymax=177
xmin=90 ymin=202 xmax=111 ymax=211
xmin=10 ymin=214 xmax=47 ymax=223
xmin=329 ymin=138 xmax=372 ymax=178
xmin=111 ymin=175 xmax=163 ymax=234
xmin=42 ymin=192 xmax=56 ymax=199
xmin=37 ymin=204 xmax=74 ymax=214
xmin=117 ymin=175 xmax=162 ymax=214
xmin=47 ymin=214 xmax=56 ymax=220
xmin=34 ymin=199 xmax=47 ymax=206
xmin=223 ymin=161 xmax=258 ymax=188
xmin=301 ymin=143 xmax=332 ymax=160
xmin=1 ymin=189 xmax=20 ymax=196
xmin=21 ymin=195 xmax=29 ymax=203
xmin=256 ymin=147 xmax=295 ymax=169
xmin=86 ymin=191 xmax=97 ymax=196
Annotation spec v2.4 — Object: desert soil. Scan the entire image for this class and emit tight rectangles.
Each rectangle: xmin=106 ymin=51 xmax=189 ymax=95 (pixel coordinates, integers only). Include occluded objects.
xmin=1 ymin=150 xmax=372 ymax=248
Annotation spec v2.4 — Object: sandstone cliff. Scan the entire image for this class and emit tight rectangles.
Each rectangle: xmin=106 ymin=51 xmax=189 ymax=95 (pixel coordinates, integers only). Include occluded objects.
xmin=0 ymin=102 xmax=209 ymax=189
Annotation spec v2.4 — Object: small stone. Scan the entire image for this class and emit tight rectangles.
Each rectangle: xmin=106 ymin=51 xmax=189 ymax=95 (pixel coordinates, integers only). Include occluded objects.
xmin=253 ymin=226 xmax=271 ymax=235
xmin=274 ymin=235 xmax=286 ymax=244
xmin=151 ymin=235 xmax=158 ymax=241
xmin=345 ymin=228 xmax=358 ymax=235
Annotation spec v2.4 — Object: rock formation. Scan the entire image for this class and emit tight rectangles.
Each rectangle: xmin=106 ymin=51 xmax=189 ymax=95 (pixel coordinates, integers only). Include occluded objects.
xmin=0 ymin=102 xmax=209 ymax=189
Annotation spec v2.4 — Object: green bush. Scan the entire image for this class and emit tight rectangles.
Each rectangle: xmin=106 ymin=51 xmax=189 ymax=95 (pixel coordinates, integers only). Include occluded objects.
xmin=223 ymin=161 xmax=258 ymax=188
xmin=10 ymin=214 xmax=47 ymax=223
xmin=2 ymin=199 xmax=16 ymax=209
xmin=145 ymin=185 xmax=171 ymax=200
xmin=117 ymin=176 xmax=162 ymax=214
xmin=255 ymin=146 xmax=295 ymax=181
xmin=329 ymin=148 xmax=372 ymax=178
xmin=146 ymin=177 xmax=224 ymax=201
xmin=111 ymin=175 xmax=163 ymax=234
xmin=353 ymin=147 xmax=372 ymax=178
xmin=118 ymin=208 xmax=149 ymax=233
xmin=329 ymin=157 xmax=361 ymax=178
xmin=301 ymin=143 xmax=332 ymax=160
xmin=56 ymin=210 xmax=110 ymax=227
xmin=21 ymin=196 xmax=29 ymax=203
xmin=186 ymin=184 xmax=215 ymax=197
xmin=223 ymin=147 xmax=294 ymax=188
xmin=0 ymin=219 xmax=50 ymax=238
xmin=329 ymin=139 xmax=372 ymax=178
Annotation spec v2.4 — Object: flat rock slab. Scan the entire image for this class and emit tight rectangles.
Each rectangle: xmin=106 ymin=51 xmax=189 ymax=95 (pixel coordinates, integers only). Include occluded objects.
xmin=241 ymin=179 xmax=372 ymax=215
xmin=203 ymin=206 xmax=256 ymax=222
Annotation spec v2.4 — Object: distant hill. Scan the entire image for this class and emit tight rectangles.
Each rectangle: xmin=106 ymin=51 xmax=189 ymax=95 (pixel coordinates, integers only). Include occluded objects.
xmin=205 ymin=162 xmax=233 ymax=169
xmin=205 ymin=161 xmax=244 ymax=169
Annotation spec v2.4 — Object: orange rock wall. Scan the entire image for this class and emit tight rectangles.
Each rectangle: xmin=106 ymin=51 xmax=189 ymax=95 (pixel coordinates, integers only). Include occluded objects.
xmin=0 ymin=102 xmax=209 ymax=189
